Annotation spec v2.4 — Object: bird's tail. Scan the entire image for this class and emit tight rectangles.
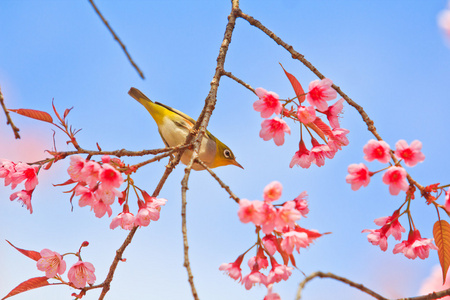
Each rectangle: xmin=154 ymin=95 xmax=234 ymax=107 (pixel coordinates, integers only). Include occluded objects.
xmin=128 ymin=87 xmax=153 ymax=105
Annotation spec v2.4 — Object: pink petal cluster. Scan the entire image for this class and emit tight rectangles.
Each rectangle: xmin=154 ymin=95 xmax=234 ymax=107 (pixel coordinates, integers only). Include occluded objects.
xmin=110 ymin=209 xmax=135 ymax=230
xmin=254 ymin=88 xmax=283 ymax=118
xmin=382 ymin=166 xmax=409 ymax=195
xmin=260 ymin=118 xmax=291 ymax=146
xmin=225 ymin=182 xmax=320 ymax=293
xmin=290 ymin=140 xmax=312 ymax=169
xmin=0 ymin=159 xmax=39 ymax=213
xmin=263 ymin=181 xmax=282 ymax=202
xmin=393 ymin=230 xmax=438 ymax=260
xmin=134 ymin=197 xmax=167 ymax=227
xmin=346 ymin=163 xmax=371 ymax=191
xmin=306 ymin=78 xmax=337 ymax=111
xmin=362 ymin=211 xmax=405 ymax=251
xmin=68 ymin=155 xmax=124 ymax=218
xmin=68 ymin=261 xmax=96 ymax=288
xmin=323 ymin=98 xmax=344 ymax=129
xmin=36 ymin=249 xmax=66 ymax=278
xmin=394 ymin=140 xmax=425 ymax=167
xmin=363 ymin=139 xmax=391 ymax=163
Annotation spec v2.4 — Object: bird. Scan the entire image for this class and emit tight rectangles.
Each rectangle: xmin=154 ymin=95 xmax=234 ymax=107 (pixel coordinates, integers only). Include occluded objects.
xmin=128 ymin=87 xmax=243 ymax=171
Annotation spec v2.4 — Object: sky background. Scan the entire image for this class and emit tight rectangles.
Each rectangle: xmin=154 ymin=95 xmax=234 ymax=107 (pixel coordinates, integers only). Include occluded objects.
xmin=1 ymin=1 xmax=450 ymax=300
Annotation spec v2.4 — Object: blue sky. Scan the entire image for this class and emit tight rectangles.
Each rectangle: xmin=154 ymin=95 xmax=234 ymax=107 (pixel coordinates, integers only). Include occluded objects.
xmin=1 ymin=1 xmax=450 ymax=299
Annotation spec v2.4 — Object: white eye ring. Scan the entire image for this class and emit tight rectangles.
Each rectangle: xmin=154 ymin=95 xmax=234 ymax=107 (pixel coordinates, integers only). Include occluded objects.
xmin=224 ymin=149 xmax=231 ymax=158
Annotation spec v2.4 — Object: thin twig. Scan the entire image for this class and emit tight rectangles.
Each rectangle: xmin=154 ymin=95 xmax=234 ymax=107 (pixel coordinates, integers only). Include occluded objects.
xmin=0 ymin=86 xmax=21 ymax=139
xmin=195 ymin=159 xmax=240 ymax=203
xmin=221 ymin=69 xmax=256 ymax=95
xmin=87 ymin=0 xmax=145 ymax=79
xmin=296 ymin=271 xmax=387 ymax=300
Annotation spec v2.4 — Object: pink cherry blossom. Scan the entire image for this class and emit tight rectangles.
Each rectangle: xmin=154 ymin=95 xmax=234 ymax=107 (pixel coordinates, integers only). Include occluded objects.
xmin=67 ymin=155 xmax=87 ymax=182
xmin=309 ymin=138 xmax=332 ymax=167
xmin=81 ymin=160 xmax=101 ymax=188
xmin=36 ymin=249 xmax=66 ymax=278
xmin=374 ymin=211 xmax=405 ymax=241
xmin=241 ymin=270 xmax=268 ymax=290
xmin=264 ymin=285 xmax=281 ymax=300
xmin=10 ymin=190 xmax=33 ymax=213
xmin=306 ymin=78 xmax=337 ymax=111
xmin=362 ymin=229 xmax=389 ymax=251
xmin=419 ymin=265 xmax=450 ymax=299
xmin=297 ymin=106 xmax=316 ymax=124
xmin=0 ymin=159 xmax=16 ymax=187
xmin=92 ymin=198 xmax=112 ymax=218
xmin=96 ymin=184 xmax=122 ymax=205
xmin=393 ymin=230 xmax=438 ymax=259
xmin=101 ymin=155 xmax=111 ymax=164
xmin=75 ymin=185 xmax=96 ymax=207
xmin=281 ymin=230 xmax=310 ymax=254
xmin=238 ymin=199 xmax=264 ymax=225
xmin=266 ymin=260 xmax=293 ymax=284
xmin=134 ymin=200 xmax=164 ymax=227
xmin=263 ymin=181 xmax=282 ymax=202
xmin=259 ymin=117 xmax=291 ymax=146
xmin=328 ymin=128 xmax=350 ymax=152
xmin=382 ymin=166 xmax=409 ymax=195
xmin=323 ymin=98 xmax=344 ymax=129
xmin=68 ymin=261 xmax=96 ymax=288
xmin=219 ymin=255 xmax=244 ymax=281
xmin=275 ymin=201 xmax=301 ymax=231
xmin=293 ymin=191 xmax=309 ymax=217
xmin=248 ymin=248 xmax=269 ymax=270
xmin=394 ymin=140 xmax=425 ymax=167
xmin=290 ymin=140 xmax=311 ymax=168
xmin=253 ymin=88 xmax=282 ymax=118
xmin=10 ymin=163 xmax=38 ymax=191
xmin=99 ymin=163 xmax=123 ymax=188
xmin=346 ymin=163 xmax=371 ymax=191
xmin=262 ymin=234 xmax=278 ymax=256
xmin=363 ymin=139 xmax=391 ymax=163
xmin=110 ymin=207 xmax=135 ymax=230
xmin=259 ymin=202 xmax=277 ymax=234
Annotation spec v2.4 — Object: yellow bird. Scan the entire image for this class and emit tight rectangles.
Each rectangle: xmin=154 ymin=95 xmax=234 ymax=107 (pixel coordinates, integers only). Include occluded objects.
xmin=128 ymin=87 xmax=243 ymax=171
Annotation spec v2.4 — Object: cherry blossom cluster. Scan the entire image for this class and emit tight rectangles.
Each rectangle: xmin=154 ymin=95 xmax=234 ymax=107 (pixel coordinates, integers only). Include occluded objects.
xmin=6 ymin=240 xmax=96 ymax=297
xmin=347 ymin=139 xmax=438 ymax=259
xmin=37 ymin=247 xmax=96 ymax=290
xmin=65 ymin=155 xmax=166 ymax=230
xmin=0 ymin=159 xmax=39 ymax=213
xmin=220 ymin=181 xmax=323 ymax=299
xmin=253 ymin=67 xmax=350 ymax=169
xmin=346 ymin=139 xmax=425 ymax=194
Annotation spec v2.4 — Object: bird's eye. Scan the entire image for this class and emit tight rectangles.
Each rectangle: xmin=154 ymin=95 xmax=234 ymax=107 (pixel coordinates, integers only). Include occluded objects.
xmin=223 ymin=149 xmax=231 ymax=158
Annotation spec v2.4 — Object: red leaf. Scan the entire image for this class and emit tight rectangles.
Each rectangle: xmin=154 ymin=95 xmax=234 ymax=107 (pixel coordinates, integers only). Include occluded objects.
xmin=2 ymin=277 xmax=50 ymax=300
xmin=8 ymin=108 xmax=53 ymax=123
xmin=275 ymin=237 xmax=290 ymax=265
xmin=289 ymin=254 xmax=297 ymax=268
xmin=434 ymin=220 xmax=450 ymax=283
xmin=279 ymin=63 xmax=306 ymax=103
xmin=6 ymin=240 xmax=41 ymax=261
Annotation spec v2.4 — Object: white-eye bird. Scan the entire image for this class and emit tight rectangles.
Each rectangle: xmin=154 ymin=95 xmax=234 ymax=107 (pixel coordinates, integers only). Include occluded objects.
xmin=128 ymin=87 xmax=243 ymax=171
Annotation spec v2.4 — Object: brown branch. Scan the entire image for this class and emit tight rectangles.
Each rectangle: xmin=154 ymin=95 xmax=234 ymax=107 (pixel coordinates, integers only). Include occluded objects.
xmin=296 ymin=271 xmax=388 ymax=300
xmin=0 ymin=86 xmax=21 ymax=139
xmin=221 ymin=69 xmax=256 ymax=95
xmin=178 ymin=1 xmax=241 ymax=299
xmin=87 ymin=0 xmax=145 ymax=79
xmin=195 ymin=159 xmax=240 ymax=203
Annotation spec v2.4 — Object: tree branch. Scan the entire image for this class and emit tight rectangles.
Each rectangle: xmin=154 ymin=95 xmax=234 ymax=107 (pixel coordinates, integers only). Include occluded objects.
xmin=0 ymin=86 xmax=21 ymax=139
xmin=88 ymin=0 xmax=145 ymax=79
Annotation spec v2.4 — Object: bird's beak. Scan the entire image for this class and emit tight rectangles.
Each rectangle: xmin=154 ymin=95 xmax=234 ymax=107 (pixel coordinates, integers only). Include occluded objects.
xmin=232 ymin=160 xmax=244 ymax=169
